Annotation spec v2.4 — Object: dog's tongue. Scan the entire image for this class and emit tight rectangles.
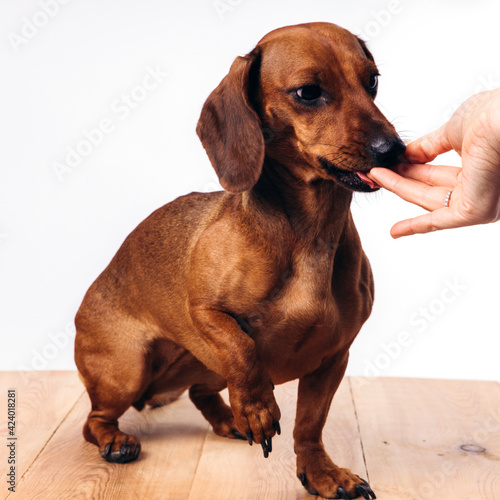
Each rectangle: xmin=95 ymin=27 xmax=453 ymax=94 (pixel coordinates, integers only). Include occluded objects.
xmin=356 ymin=171 xmax=380 ymax=189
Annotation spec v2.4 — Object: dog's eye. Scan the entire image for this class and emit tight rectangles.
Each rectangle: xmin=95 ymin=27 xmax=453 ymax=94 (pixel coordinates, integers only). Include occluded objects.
xmin=368 ymin=74 xmax=379 ymax=96
xmin=296 ymin=85 xmax=322 ymax=101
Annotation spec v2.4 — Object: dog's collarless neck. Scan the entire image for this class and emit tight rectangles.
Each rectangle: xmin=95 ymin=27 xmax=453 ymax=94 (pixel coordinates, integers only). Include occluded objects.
xmin=248 ymin=158 xmax=352 ymax=239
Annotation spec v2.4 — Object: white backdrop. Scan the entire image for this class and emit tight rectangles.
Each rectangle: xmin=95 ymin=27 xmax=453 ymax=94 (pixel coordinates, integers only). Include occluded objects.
xmin=1 ymin=0 xmax=499 ymax=380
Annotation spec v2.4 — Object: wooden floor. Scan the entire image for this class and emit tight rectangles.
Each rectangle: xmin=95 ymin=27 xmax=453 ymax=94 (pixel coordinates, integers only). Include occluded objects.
xmin=1 ymin=372 xmax=499 ymax=500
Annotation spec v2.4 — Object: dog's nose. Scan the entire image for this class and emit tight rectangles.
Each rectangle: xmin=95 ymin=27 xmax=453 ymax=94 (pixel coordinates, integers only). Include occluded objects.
xmin=370 ymin=136 xmax=406 ymax=167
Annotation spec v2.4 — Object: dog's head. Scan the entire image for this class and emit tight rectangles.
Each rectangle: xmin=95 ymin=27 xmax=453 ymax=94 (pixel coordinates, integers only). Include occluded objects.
xmin=197 ymin=22 xmax=405 ymax=193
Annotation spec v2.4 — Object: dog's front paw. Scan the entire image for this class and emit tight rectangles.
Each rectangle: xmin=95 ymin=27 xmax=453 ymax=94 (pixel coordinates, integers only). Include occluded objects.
xmin=297 ymin=448 xmax=375 ymax=499
xmin=228 ymin=384 xmax=281 ymax=458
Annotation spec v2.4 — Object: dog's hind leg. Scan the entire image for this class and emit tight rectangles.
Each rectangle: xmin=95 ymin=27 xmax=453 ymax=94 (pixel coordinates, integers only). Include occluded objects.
xmin=75 ymin=314 xmax=155 ymax=463
xmin=83 ymin=396 xmax=142 ymax=464
xmin=189 ymin=374 xmax=246 ymax=441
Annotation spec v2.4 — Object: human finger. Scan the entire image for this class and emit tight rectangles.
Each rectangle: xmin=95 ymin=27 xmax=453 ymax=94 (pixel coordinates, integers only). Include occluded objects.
xmin=389 ymin=208 xmax=470 ymax=238
xmin=368 ymin=167 xmax=453 ymax=211
xmin=394 ymin=163 xmax=461 ymax=187
xmin=404 ymin=124 xmax=453 ymax=164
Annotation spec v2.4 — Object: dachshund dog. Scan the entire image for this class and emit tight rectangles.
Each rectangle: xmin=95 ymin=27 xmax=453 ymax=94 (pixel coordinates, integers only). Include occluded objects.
xmin=75 ymin=22 xmax=405 ymax=499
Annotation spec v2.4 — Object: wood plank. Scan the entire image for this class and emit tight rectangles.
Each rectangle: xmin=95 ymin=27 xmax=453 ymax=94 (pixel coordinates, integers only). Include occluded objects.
xmin=0 ymin=371 xmax=84 ymax=499
xmin=13 ymin=387 xmax=210 ymax=500
xmin=351 ymin=377 xmax=500 ymax=500
xmin=187 ymin=379 xmax=367 ymax=500
xmin=8 ymin=372 xmax=499 ymax=499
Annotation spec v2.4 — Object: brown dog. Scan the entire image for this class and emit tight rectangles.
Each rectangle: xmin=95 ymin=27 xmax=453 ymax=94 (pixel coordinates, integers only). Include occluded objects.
xmin=75 ymin=22 xmax=404 ymax=499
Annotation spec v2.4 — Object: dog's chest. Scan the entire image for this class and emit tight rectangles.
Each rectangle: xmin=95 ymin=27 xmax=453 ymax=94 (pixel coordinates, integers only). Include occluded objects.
xmin=279 ymin=252 xmax=335 ymax=323
xmin=246 ymin=249 xmax=333 ymax=323
xmin=247 ymin=249 xmax=359 ymax=380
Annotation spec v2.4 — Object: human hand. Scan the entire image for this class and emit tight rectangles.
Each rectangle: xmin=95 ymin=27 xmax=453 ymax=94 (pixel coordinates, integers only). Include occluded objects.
xmin=368 ymin=89 xmax=500 ymax=238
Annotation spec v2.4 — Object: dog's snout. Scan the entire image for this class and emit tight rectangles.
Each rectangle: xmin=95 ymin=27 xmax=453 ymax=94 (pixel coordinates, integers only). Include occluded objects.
xmin=370 ymin=136 xmax=406 ymax=167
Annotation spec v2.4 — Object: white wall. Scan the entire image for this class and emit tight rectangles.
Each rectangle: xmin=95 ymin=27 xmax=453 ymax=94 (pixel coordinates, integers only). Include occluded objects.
xmin=1 ymin=0 xmax=499 ymax=380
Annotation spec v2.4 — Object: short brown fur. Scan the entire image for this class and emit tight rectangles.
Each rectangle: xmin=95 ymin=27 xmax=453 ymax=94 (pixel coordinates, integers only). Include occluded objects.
xmin=75 ymin=22 xmax=404 ymax=499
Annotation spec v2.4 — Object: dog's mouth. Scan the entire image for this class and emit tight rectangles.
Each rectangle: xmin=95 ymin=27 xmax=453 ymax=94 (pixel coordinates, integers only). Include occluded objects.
xmin=318 ymin=158 xmax=381 ymax=192
xmin=355 ymin=171 xmax=380 ymax=190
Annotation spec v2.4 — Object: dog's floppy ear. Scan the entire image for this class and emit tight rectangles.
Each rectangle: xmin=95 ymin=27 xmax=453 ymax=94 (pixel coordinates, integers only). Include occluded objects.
xmin=196 ymin=48 xmax=264 ymax=193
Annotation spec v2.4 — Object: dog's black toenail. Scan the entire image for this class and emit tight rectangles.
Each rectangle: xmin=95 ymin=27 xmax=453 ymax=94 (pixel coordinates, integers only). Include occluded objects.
xmin=260 ymin=439 xmax=269 ymax=458
xmin=337 ymin=486 xmax=351 ymax=499
xmin=266 ymin=436 xmax=272 ymax=453
xmin=246 ymin=431 xmax=253 ymax=446
xmin=355 ymin=484 xmax=370 ymax=500
xmin=232 ymin=429 xmax=247 ymax=440
xmin=273 ymin=421 xmax=281 ymax=435
xmin=121 ymin=445 xmax=131 ymax=456
xmin=359 ymin=480 xmax=376 ymax=499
